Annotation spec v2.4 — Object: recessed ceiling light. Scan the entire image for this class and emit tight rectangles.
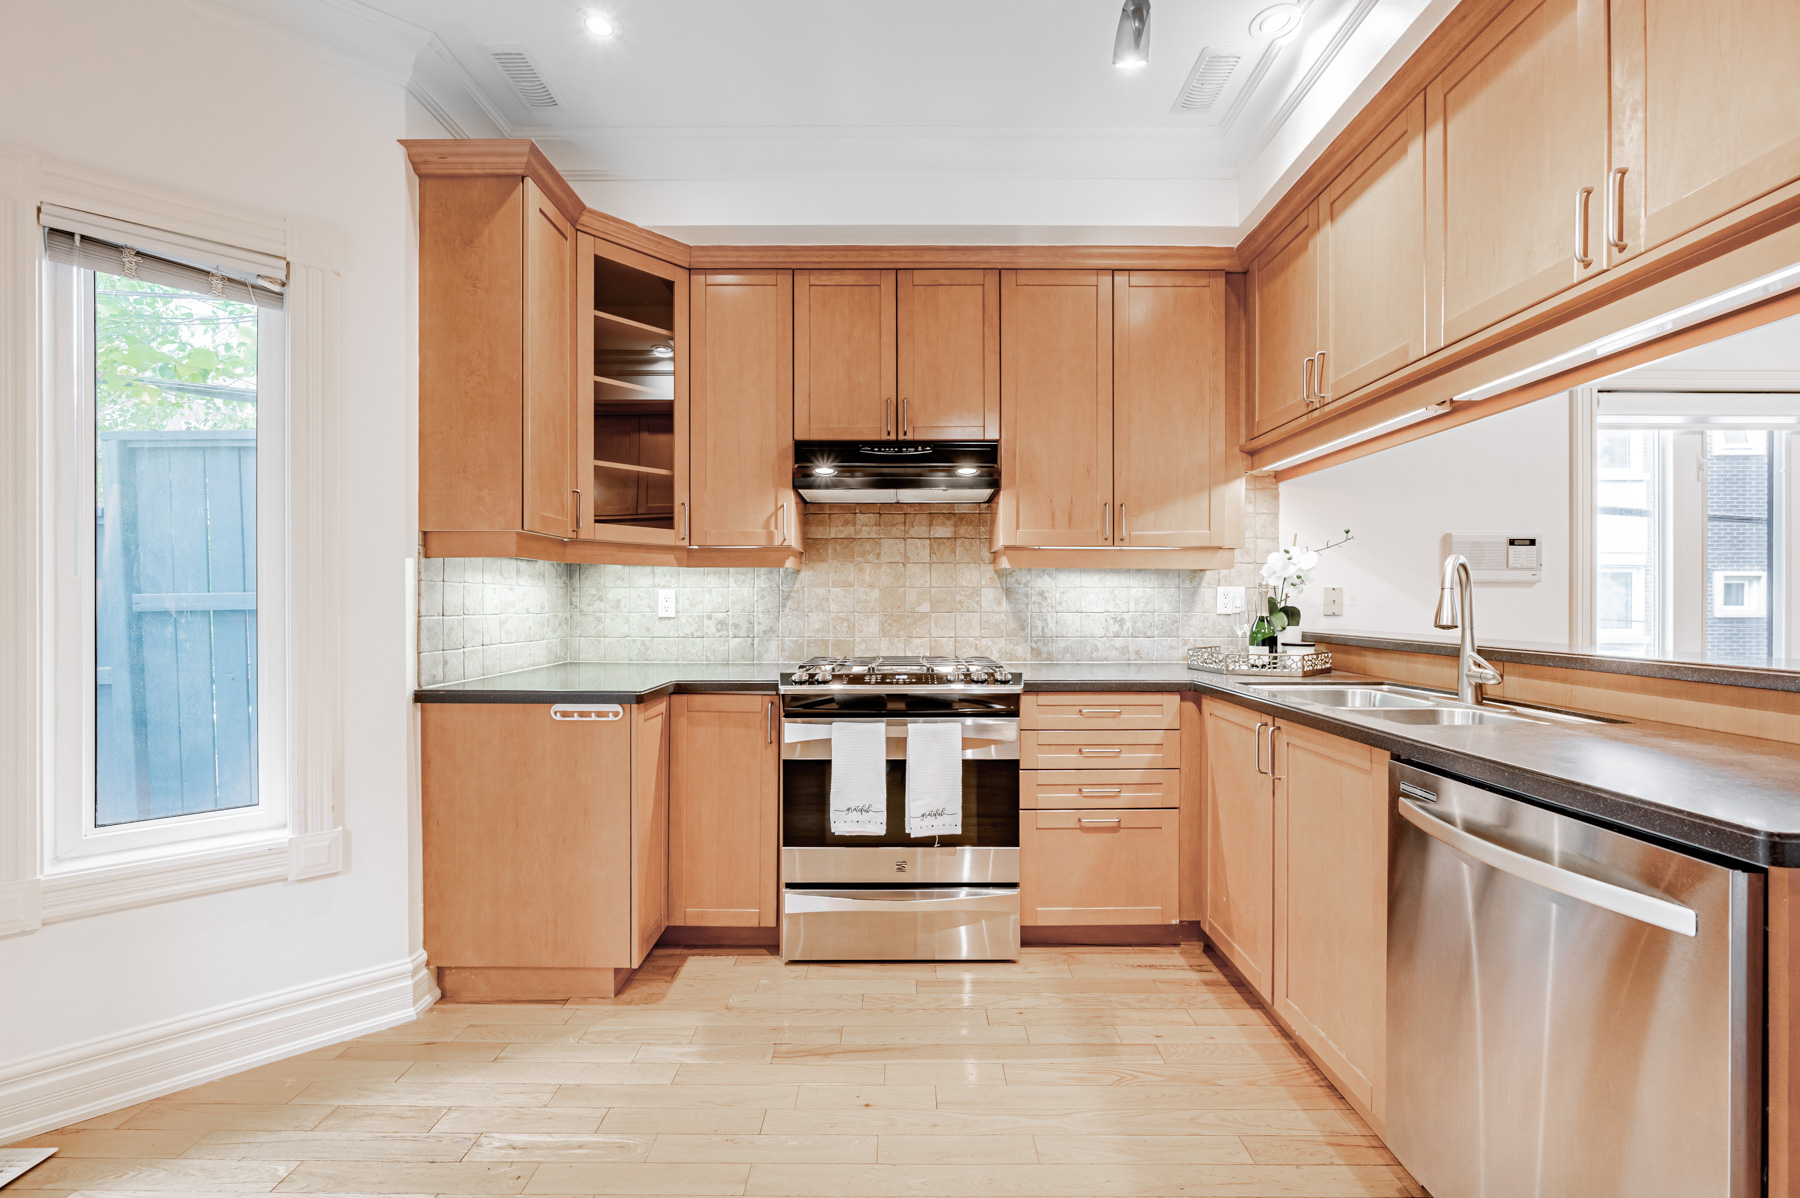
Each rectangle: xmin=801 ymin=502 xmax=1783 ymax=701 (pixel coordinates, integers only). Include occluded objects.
xmin=1112 ymin=0 xmax=1152 ymax=69
xmin=581 ymin=9 xmax=617 ymax=38
xmin=1249 ymin=3 xmax=1303 ymax=41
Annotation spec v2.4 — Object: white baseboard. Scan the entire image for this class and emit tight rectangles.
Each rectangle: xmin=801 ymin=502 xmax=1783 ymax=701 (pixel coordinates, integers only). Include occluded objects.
xmin=0 ymin=949 xmax=435 ymax=1143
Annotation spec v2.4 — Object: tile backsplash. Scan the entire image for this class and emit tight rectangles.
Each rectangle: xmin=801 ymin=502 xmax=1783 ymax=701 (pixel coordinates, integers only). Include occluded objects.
xmin=419 ymin=475 xmax=1278 ymax=685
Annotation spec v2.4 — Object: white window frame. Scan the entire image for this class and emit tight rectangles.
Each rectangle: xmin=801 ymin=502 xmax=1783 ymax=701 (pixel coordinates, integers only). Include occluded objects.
xmin=0 ymin=148 xmax=345 ymax=936
xmin=1712 ymin=570 xmax=1769 ymax=618
xmin=43 ymin=263 xmax=290 ymax=862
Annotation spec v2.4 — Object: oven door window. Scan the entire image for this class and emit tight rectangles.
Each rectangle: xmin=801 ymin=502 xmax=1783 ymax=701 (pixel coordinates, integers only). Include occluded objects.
xmin=781 ymin=718 xmax=1019 ymax=849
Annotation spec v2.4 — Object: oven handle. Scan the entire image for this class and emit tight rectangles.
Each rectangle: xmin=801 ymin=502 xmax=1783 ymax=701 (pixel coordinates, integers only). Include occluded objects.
xmin=783 ymin=888 xmax=1020 ymax=914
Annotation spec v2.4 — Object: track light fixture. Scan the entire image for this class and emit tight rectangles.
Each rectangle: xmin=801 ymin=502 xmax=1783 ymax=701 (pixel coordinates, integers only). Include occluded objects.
xmin=1113 ymin=0 xmax=1152 ymax=69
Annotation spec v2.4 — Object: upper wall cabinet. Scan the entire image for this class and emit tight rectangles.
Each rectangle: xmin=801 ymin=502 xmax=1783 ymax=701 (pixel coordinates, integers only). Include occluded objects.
xmin=999 ymin=270 xmax=1114 ymax=547
xmin=998 ymin=269 xmax=1241 ymax=556
xmin=1610 ymin=0 xmax=1800 ymax=264
xmin=691 ymin=271 xmax=801 ymax=550
xmin=1319 ymin=97 xmax=1429 ymax=399
xmin=1426 ymin=0 xmax=1610 ymax=346
xmin=415 ymin=167 xmax=583 ymax=537
xmin=897 ymin=269 xmax=1000 ymax=440
xmin=794 ymin=268 xmax=999 ymax=441
xmin=794 ymin=269 xmax=896 ymax=440
xmin=1248 ymin=210 xmax=1321 ymax=439
xmin=578 ymin=237 xmax=690 ymax=548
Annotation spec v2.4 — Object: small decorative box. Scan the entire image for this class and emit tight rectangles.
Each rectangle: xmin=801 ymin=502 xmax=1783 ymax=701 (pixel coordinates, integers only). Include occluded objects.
xmin=1186 ymin=643 xmax=1333 ymax=678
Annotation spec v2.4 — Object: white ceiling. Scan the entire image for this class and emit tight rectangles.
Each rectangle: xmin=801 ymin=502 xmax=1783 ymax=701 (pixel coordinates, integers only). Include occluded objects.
xmin=205 ymin=0 xmax=1457 ymax=244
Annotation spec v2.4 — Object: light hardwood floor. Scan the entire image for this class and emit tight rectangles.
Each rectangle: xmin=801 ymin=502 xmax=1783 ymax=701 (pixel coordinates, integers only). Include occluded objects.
xmin=6 ymin=944 xmax=1424 ymax=1196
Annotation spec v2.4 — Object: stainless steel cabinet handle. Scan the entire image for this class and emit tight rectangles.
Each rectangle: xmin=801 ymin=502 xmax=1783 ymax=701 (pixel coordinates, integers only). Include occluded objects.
xmin=552 ymin=704 xmax=622 ymax=721
xmin=679 ymin=501 xmax=688 ymax=543
xmin=1116 ymin=502 xmax=1125 ymax=544
xmin=1270 ymin=725 xmax=1285 ymax=781
xmin=1079 ymin=817 xmax=1123 ymax=825
xmin=1079 ymin=708 xmax=1124 ymax=716
xmin=1397 ymin=798 xmax=1698 ymax=936
xmin=1314 ymin=351 xmax=1328 ymax=403
xmin=778 ymin=501 xmax=788 ymax=545
xmin=1302 ymin=355 xmax=1316 ymax=407
xmin=901 ymin=396 xmax=909 ymax=438
xmin=1103 ymin=502 xmax=1111 ymax=542
xmin=1574 ymin=185 xmax=1595 ymax=267
xmin=1078 ymin=787 xmax=1123 ymax=795
xmin=1607 ymin=167 xmax=1628 ymax=252
xmin=766 ymin=699 xmax=774 ymax=744
xmin=886 ymin=396 xmax=893 ymax=437
xmin=1254 ymin=722 xmax=1269 ymax=775
xmin=1077 ymin=747 xmax=1124 ymax=756
xmin=571 ymin=488 xmax=581 ymax=534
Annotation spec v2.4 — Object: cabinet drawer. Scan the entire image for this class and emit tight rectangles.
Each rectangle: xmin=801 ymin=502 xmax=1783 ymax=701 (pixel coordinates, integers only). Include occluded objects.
xmin=1022 ymin=692 xmax=1181 ymax=730
xmin=1022 ymin=729 xmax=1179 ymax=770
xmin=1021 ymin=769 xmax=1178 ymax=809
xmin=1020 ymin=808 xmax=1179 ymax=925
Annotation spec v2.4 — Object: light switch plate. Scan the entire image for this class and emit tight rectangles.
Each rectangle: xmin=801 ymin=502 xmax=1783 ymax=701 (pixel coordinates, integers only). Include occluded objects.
xmin=1216 ymin=586 xmax=1246 ymax=615
xmin=658 ymin=589 xmax=677 ymax=619
xmin=1321 ymin=587 xmax=1344 ymax=617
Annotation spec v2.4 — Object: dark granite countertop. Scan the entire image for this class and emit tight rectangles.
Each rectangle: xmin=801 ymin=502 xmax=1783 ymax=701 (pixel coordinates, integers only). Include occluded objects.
xmin=416 ymin=659 xmax=1800 ymax=868
xmin=1306 ymin=628 xmax=1800 ymax=694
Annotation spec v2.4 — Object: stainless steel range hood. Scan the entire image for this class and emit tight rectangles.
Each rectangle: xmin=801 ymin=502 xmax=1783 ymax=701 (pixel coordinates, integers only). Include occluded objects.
xmin=794 ymin=441 xmax=998 ymax=503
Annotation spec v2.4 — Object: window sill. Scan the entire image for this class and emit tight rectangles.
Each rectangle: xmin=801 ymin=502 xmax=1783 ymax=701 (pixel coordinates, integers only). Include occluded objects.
xmin=34 ymin=829 xmax=346 ymax=926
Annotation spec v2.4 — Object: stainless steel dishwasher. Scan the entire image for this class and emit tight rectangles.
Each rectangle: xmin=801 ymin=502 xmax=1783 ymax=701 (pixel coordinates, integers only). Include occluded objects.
xmin=1386 ymin=761 xmax=1762 ymax=1198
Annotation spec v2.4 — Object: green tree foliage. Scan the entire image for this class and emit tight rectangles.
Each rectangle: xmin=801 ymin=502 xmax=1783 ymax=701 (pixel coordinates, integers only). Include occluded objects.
xmin=95 ymin=273 xmax=257 ymax=433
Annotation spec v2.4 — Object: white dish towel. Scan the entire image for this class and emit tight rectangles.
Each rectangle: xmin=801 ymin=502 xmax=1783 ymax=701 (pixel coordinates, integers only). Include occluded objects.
xmin=829 ymin=721 xmax=888 ymax=836
xmin=905 ymin=721 xmax=964 ymax=838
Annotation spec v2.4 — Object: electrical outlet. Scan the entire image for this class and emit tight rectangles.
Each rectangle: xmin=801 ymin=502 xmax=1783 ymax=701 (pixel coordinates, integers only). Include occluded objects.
xmin=1322 ymin=587 xmax=1344 ymax=617
xmin=658 ymin=589 xmax=677 ymax=619
xmin=1216 ymin=586 xmax=1246 ymax=615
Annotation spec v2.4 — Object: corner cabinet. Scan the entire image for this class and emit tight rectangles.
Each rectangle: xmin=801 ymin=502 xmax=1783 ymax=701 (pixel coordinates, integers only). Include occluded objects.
xmin=421 ymin=698 xmax=669 ymax=1001
xmin=995 ymin=270 xmax=1241 ymax=566
xmin=413 ymin=164 xmax=584 ymax=538
xmin=1201 ymin=697 xmax=1390 ymax=1130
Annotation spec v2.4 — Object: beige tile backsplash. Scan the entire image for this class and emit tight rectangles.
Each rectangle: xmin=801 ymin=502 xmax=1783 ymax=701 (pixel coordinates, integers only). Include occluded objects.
xmin=420 ymin=475 xmax=1277 ymax=685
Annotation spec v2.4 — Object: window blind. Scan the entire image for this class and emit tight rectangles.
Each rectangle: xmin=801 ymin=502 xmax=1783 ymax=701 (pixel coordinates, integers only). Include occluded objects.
xmin=43 ymin=227 xmax=284 ymax=310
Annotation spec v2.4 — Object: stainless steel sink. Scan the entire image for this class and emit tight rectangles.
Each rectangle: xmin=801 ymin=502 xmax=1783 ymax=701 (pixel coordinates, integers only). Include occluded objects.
xmin=1241 ymin=682 xmax=1615 ymax=727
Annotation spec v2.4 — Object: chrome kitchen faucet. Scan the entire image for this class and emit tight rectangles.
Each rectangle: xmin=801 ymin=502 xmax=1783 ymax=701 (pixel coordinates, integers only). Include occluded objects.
xmin=1434 ymin=553 xmax=1502 ymax=704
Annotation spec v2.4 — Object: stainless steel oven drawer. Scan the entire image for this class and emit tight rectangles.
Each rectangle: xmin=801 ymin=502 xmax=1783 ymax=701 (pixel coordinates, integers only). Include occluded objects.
xmin=783 ymin=846 xmax=1019 ymax=884
xmin=780 ymin=886 xmax=1020 ymax=962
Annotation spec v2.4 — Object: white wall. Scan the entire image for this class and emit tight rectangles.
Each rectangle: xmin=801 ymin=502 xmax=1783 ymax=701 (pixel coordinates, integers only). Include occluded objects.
xmin=1280 ymin=394 xmax=1573 ymax=644
xmin=0 ymin=0 xmax=430 ymax=1133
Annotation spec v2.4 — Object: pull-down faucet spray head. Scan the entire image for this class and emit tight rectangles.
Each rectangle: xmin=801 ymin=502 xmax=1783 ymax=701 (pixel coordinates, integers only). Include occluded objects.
xmin=1434 ymin=554 xmax=1467 ymax=629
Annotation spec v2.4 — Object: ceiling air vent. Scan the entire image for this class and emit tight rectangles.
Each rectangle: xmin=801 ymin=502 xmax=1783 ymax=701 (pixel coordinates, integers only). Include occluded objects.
xmin=1172 ymin=47 xmax=1242 ymax=113
xmin=485 ymin=43 xmax=559 ymax=109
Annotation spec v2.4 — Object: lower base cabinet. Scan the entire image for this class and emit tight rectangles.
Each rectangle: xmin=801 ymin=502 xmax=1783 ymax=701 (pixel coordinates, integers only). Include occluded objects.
xmin=669 ymin=693 xmax=780 ymax=928
xmin=1201 ymin=697 xmax=1390 ymax=1129
xmin=421 ymin=698 xmax=669 ymax=1001
xmin=1020 ymin=809 xmax=1180 ymax=925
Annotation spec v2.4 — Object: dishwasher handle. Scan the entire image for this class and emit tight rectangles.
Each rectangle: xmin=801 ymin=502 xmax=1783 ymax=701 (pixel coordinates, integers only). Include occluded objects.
xmin=1397 ymin=797 xmax=1698 ymax=937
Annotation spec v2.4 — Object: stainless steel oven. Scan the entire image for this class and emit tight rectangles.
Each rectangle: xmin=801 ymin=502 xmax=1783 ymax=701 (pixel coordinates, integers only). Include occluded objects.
xmin=778 ymin=656 xmax=1022 ymax=961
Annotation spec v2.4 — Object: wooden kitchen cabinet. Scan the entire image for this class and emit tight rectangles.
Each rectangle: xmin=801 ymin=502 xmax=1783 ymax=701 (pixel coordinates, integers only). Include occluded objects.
xmin=1020 ymin=809 xmax=1180 ymax=926
xmin=669 ymin=693 xmax=781 ymax=927
xmin=1610 ymin=0 xmax=1800 ymax=264
xmin=690 ymin=271 xmax=800 ymax=550
xmin=1272 ymin=719 xmax=1390 ymax=1119
xmin=412 ymin=159 xmax=584 ymax=538
xmin=897 ymin=269 xmax=999 ymax=439
xmin=1200 ymin=698 xmax=1275 ymax=1000
xmin=998 ymin=270 xmax=1240 ymax=554
xmin=1427 ymin=0 xmax=1610 ymax=346
xmin=1318 ymin=97 xmax=1430 ymax=394
xmin=1248 ymin=211 xmax=1320 ymax=439
xmin=421 ymin=700 xmax=666 ymax=1000
xmin=794 ymin=269 xmax=896 ymax=440
xmin=1021 ymin=691 xmax=1181 ymax=731
xmin=577 ymin=237 xmax=690 ymax=547
xmin=1022 ymin=729 xmax=1180 ymax=771
xmin=998 ymin=270 xmax=1113 ymax=547
xmin=1113 ymin=271 xmax=1238 ymax=547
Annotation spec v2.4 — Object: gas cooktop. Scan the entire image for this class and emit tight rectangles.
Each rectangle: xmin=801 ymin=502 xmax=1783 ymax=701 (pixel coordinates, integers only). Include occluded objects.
xmin=784 ymin=655 xmax=1017 ymax=689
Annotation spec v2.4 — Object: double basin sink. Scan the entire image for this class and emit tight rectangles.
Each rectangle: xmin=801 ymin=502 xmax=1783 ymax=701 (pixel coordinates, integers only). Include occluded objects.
xmin=1239 ymin=682 xmax=1615 ymax=727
